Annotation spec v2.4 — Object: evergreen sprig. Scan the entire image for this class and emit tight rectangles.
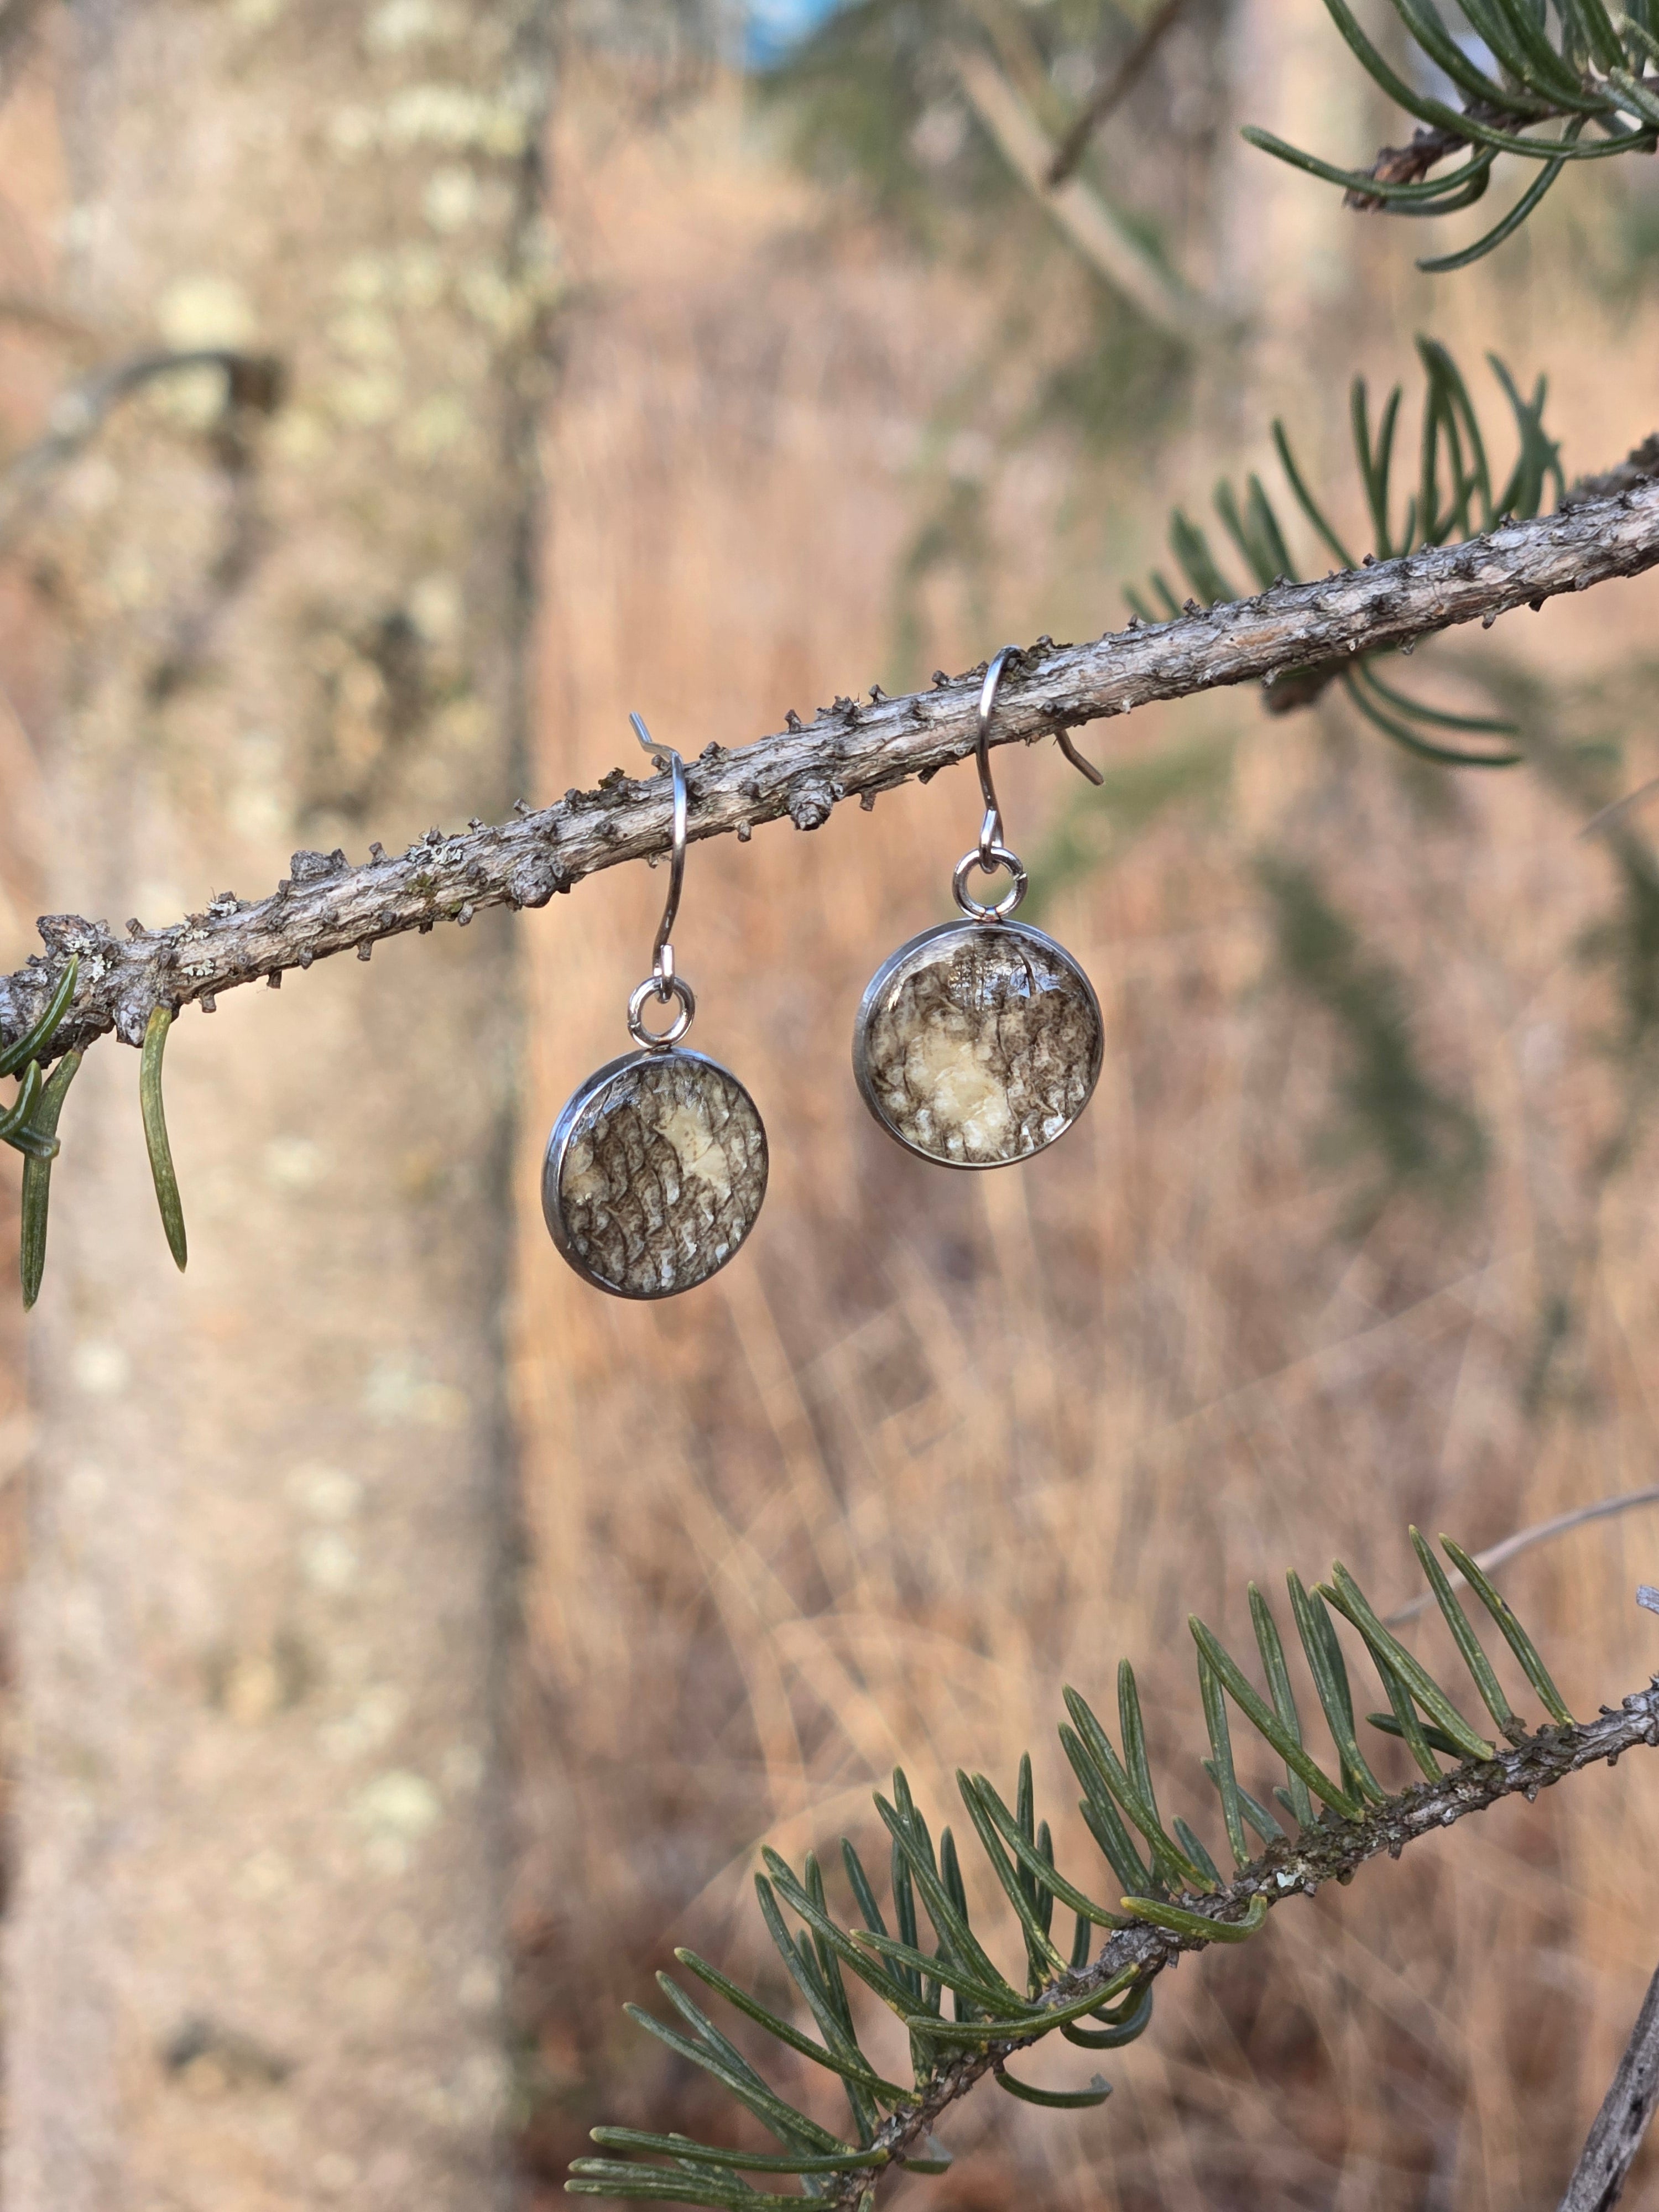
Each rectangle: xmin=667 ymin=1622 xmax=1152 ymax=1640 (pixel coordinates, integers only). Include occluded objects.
xmin=1126 ymin=336 xmax=1563 ymax=766
xmin=0 ymin=950 xmax=187 ymax=1304
xmin=1 ymin=954 xmax=76 ymax=1307
xmin=1244 ymin=0 xmax=1659 ymax=267
xmin=568 ymin=1530 xmax=1648 ymax=2210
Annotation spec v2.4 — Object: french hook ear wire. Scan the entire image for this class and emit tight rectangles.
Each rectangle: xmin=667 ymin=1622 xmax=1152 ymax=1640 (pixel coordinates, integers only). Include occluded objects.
xmin=975 ymin=646 xmax=1018 ymax=865
xmin=630 ymin=712 xmax=687 ymax=995
xmin=975 ymin=651 xmax=1104 ymax=857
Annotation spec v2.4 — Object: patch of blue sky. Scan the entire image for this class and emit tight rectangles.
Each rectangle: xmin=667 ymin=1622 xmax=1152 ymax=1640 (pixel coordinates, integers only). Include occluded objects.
xmin=1408 ymin=25 xmax=1500 ymax=107
xmin=745 ymin=0 xmax=849 ymax=69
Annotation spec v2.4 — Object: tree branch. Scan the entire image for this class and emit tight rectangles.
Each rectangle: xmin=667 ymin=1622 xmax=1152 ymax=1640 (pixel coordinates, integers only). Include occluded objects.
xmin=951 ymin=41 xmax=1219 ymax=340
xmin=4 ymin=472 xmax=1658 ymax=1063
xmin=1387 ymin=1488 xmax=1659 ymax=1625
xmin=827 ymin=1679 xmax=1659 ymax=2204
xmin=1046 ymin=0 xmax=1188 ymax=189
xmin=1559 ymin=1959 xmax=1659 ymax=2212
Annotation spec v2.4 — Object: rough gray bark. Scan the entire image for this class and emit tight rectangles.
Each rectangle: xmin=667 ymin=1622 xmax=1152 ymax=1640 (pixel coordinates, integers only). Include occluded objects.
xmin=2 ymin=4 xmax=550 ymax=2206
xmin=3 ymin=468 xmax=1657 ymax=1063
xmin=1559 ymin=1963 xmax=1659 ymax=2212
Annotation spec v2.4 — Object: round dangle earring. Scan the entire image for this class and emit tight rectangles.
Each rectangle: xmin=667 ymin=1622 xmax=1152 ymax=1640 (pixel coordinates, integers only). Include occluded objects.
xmin=852 ymin=646 xmax=1104 ymax=1169
xmin=543 ymin=716 xmax=769 ymax=1298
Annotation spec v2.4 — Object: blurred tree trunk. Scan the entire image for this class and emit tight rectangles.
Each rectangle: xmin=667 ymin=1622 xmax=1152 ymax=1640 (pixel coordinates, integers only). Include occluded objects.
xmin=2 ymin=4 xmax=551 ymax=2206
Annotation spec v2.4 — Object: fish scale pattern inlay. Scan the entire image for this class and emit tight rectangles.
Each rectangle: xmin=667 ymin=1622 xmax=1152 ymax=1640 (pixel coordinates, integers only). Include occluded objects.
xmin=545 ymin=1052 xmax=768 ymax=1297
xmin=856 ymin=921 xmax=1103 ymax=1166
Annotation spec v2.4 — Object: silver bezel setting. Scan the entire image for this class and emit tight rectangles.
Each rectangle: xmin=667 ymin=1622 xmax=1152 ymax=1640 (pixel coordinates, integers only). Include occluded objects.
xmin=852 ymin=917 xmax=1103 ymax=1170
xmin=542 ymin=1046 xmax=769 ymax=1299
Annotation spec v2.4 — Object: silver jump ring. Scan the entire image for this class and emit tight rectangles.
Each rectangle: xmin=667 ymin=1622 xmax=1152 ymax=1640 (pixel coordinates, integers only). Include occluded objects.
xmin=952 ymin=842 xmax=1028 ymax=921
xmin=628 ymin=974 xmax=696 ymax=1049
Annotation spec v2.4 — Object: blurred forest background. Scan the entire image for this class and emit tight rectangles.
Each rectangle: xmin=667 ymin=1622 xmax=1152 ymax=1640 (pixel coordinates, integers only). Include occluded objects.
xmin=2 ymin=0 xmax=1659 ymax=2207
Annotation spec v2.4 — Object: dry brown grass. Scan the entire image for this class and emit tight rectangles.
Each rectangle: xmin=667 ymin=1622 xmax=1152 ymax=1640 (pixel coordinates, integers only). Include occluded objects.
xmin=511 ymin=60 xmax=1659 ymax=2212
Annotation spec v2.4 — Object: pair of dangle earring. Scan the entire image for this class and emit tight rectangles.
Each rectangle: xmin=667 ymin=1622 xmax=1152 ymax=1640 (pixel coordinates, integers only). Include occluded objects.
xmin=544 ymin=651 xmax=1099 ymax=1298
xmin=853 ymin=646 xmax=1105 ymax=1168
xmin=542 ymin=715 xmax=769 ymax=1300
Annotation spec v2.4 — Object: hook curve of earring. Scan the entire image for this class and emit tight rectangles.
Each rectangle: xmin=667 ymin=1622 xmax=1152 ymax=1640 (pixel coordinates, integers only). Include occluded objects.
xmin=976 ymin=645 xmax=1105 ymax=807
xmin=974 ymin=645 xmax=1017 ymax=866
xmin=958 ymin=646 xmax=1028 ymax=921
xmin=630 ymin=712 xmax=689 ymax=1011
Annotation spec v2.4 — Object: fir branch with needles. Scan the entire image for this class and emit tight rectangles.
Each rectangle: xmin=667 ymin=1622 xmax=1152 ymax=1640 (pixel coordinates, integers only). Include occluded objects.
xmin=568 ymin=1533 xmax=1659 ymax=2211
xmin=1243 ymin=0 xmax=1659 ymax=266
xmin=1126 ymin=336 xmax=1562 ymax=766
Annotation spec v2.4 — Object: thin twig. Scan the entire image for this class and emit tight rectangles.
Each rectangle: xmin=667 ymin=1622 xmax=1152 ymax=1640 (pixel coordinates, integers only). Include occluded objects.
xmin=0 ymin=348 xmax=284 ymax=548
xmin=823 ymin=1685 xmax=1659 ymax=2201
xmin=951 ymin=43 xmax=1219 ymax=341
xmin=1387 ymin=1488 xmax=1659 ymax=1626
xmin=0 ymin=290 xmax=102 ymax=354
xmin=1342 ymin=99 xmax=1569 ymax=212
xmin=0 ymin=1410 xmax=30 ymax=1486
xmin=1558 ymin=1960 xmax=1659 ymax=2212
xmin=1046 ymin=0 xmax=1187 ymax=188
xmin=1580 ymin=776 xmax=1659 ymax=842
xmin=1341 ymin=93 xmax=1657 ymax=213
xmin=0 ymin=0 xmax=48 ymax=95
xmin=3 ymin=473 xmax=1658 ymax=1063
xmin=1345 ymin=114 xmax=1497 ymax=210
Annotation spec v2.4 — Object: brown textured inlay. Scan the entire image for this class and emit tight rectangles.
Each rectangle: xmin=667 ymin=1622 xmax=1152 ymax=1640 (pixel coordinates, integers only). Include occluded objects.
xmin=857 ymin=921 xmax=1102 ymax=1166
xmin=547 ymin=1051 xmax=767 ymax=1297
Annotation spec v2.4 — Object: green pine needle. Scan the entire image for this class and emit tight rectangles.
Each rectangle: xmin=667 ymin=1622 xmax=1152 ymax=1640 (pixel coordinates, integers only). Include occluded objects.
xmin=995 ymin=2068 xmax=1113 ymax=2108
xmin=1119 ymin=1893 xmax=1269 ymax=1944
xmin=140 ymin=1005 xmax=188 ymax=1272
xmin=0 ymin=955 xmax=78 ymax=1080
xmin=19 ymin=1050 xmax=82 ymax=1308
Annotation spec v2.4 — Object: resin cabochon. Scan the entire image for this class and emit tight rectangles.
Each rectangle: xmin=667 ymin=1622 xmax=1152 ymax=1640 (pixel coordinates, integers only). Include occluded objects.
xmin=543 ymin=1048 xmax=768 ymax=1298
xmin=854 ymin=918 xmax=1103 ymax=1167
